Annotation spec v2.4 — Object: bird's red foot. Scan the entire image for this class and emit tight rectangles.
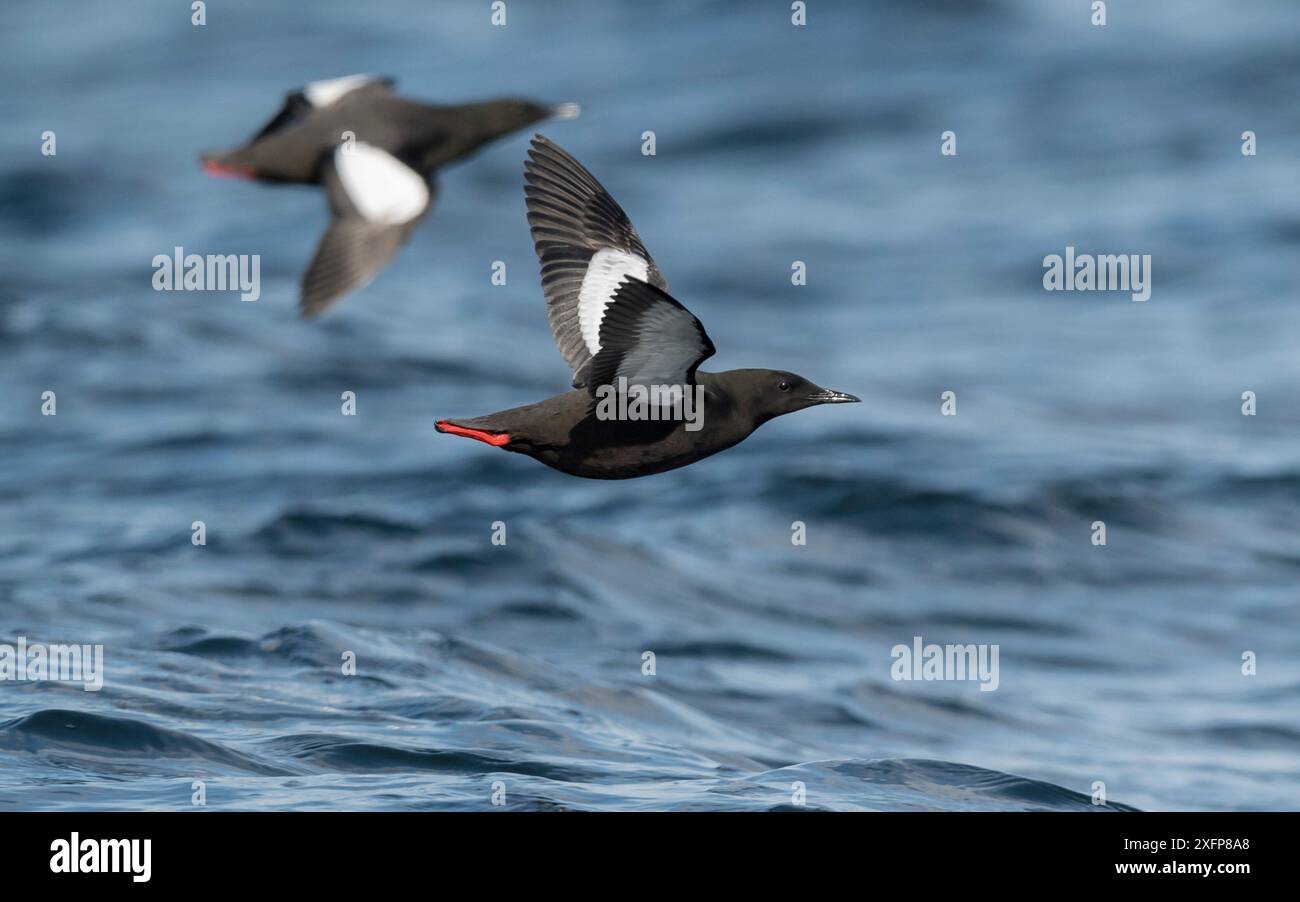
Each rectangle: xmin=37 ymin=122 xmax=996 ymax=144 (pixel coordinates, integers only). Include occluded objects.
xmin=436 ymin=420 xmax=511 ymax=446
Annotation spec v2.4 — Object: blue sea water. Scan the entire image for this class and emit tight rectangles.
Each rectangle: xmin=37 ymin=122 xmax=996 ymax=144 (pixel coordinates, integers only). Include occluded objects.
xmin=1 ymin=0 xmax=1298 ymax=811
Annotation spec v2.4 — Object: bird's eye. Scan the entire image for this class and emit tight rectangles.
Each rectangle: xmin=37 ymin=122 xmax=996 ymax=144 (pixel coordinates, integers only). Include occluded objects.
xmin=778 ymin=381 xmax=791 ymax=392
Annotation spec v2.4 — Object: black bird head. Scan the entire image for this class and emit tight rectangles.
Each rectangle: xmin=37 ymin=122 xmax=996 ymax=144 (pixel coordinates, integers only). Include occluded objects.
xmin=416 ymin=99 xmax=579 ymax=170
xmin=462 ymin=98 xmax=580 ymax=142
xmin=716 ymin=369 xmax=860 ymax=425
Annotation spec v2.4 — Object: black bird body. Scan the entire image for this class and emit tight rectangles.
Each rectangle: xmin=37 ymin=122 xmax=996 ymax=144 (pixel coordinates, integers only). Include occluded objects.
xmin=436 ymin=137 xmax=859 ymax=480
xmin=202 ymin=75 xmax=573 ymax=315
xmin=206 ymin=86 xmax=546 ymax=183
xmin=440 ymin=370 xmax=805 ymax=480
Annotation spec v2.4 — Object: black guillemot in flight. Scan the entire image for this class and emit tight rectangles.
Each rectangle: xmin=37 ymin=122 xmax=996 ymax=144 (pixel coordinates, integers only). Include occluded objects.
xmin=435 ymin=136 xmax=859 ymax=480
xmin=201 ymin=74 xmax=580 ymax=317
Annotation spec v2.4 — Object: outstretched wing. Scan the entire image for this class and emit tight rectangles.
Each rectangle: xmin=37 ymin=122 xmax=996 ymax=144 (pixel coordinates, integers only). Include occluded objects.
xmin=524 ymin=135 xmax=668 ymax=388
xmin=249 ymin=76 xmax=395 ymax=143
xmin=300 ymin=142 xmax=432 ymax=317
xmin=301 ymin=74 xmax=396 ymax=108
xmin=249 ymin=91 xmax=313 ymax=143
xmin=587 ymin=277 xmax=714 ymax=394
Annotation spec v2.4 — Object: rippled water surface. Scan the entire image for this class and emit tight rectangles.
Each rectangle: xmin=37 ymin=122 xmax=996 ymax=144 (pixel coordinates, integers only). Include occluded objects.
xmin=2 ymin=0 xmax=1298 ymax=810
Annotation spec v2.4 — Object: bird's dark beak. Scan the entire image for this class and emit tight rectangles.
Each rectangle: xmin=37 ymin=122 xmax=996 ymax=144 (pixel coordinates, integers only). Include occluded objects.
xmin=807 ymin=388 xmax=860 ymax=404
xmin=550 ymin=102 xmax=582 ymax=120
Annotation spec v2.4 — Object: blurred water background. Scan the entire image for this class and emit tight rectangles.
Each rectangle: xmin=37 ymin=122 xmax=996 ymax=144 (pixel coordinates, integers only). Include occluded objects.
xmin=0 ymin=0 xmax=1297 ymax=810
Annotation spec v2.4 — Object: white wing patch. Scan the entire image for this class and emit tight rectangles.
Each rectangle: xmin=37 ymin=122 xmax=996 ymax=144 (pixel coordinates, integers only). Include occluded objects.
xmin=578 ymin=248 xmax=649 ymax=356
xmin=334 ymin=143 xmax=428 ymax=225
xmin=304 ymin=74 xmax=378 ymax=108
